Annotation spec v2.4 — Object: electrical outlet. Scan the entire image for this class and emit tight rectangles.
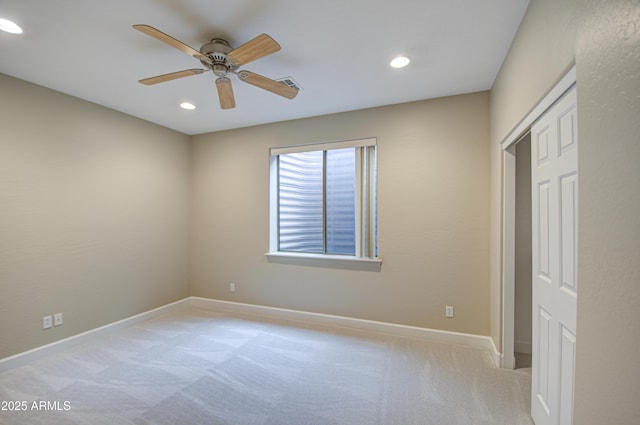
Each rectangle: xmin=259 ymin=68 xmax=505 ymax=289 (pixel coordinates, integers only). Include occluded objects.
xmin=229 ymin=283 xmax=235 ymax=292
xmin=42 ymin=315 xmax=53 ymax=329
xmin=445 ymin=306 xmax=454 ymax=318
xmin=54 ymin=313 xmax=63 ymax=326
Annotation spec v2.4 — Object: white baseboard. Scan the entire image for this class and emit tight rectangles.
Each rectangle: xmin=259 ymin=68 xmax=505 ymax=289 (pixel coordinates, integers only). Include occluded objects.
xmin=189 ymin=297 xmax=500 ymax=363
xmin=0 ymin=298 xmax=190 ymax=372
xmin=488 ymin=338 xmax=502 ymax=368
xmin=1 ymin=296 xmax=502 ymax=372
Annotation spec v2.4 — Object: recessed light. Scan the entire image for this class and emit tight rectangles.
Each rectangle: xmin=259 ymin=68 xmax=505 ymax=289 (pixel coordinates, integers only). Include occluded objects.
xmin=180 ymin=102 xmax=196 ymax=110
xmin=390 ymin=56 xmax=411 ymax=69
xmin=0 ymin=18 xmax=23 ymax=34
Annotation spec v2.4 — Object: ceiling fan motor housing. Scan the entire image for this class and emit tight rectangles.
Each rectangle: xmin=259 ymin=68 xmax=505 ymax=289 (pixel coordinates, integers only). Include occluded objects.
xmin=200 ymin=38 xmax=236 ymax=76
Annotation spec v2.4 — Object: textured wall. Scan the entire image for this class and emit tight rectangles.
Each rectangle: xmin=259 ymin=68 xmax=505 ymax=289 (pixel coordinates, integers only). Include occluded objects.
xmin=490 ymin=0 xmax=640 ymax=422
xmin=0 ymin=74 xmax=192 ymax=359
xmin=192 ymin=92 xmax=491 ymax=336
xmin=574 ymin=1 xmax=640 ymax=423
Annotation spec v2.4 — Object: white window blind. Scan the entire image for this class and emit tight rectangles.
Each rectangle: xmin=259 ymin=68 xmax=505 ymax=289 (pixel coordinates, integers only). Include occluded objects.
xmin=269 ymin=138 xmax=377 ymax=259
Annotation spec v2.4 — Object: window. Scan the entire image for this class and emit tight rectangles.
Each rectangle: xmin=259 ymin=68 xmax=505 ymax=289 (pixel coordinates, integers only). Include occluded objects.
xmin=269 ymin=138 xmax=378 ymax=261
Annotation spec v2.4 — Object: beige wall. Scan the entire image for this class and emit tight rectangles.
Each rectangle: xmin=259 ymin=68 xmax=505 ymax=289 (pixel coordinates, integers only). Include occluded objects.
xmin=192 ymin=92 xmax=491 ymax=335
xmin=490 ymin=0 xmax=640 ymax=422
xmin=0 ymin=74 xmax=192 ymax=359
xmin=1 ymin=77 xmax=492 ymax=360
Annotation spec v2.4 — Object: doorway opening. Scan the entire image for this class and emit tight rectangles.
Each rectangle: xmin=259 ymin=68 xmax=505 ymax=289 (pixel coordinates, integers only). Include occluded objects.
xmin=501 ymin=130 xmax=532 ymax=370
xmin=500 ymin=65 xmax=576 ymax=371
xmin=513 ymin=133 xmax=532 ymax=370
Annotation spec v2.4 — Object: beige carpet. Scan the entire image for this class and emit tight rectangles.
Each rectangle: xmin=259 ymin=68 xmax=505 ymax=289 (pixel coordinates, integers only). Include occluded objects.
xmin=0 ymin=307 xmax=533 ymax=424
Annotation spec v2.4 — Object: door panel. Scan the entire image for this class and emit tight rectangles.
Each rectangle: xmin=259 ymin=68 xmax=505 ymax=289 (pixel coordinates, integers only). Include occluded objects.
xmin=536 ymin=126 xmax=551 ymax=165
xmin=537 ymin=181 xmax=552 ymax=280
xmin=559 ymin=326 xmax=576 ymax=425
xmin=536 ymin=306 xmax=552 ymax=415
xmin=560 ymin=174 xmax=578 ymax=294
xmin=531 ymin=85 xmax=578 ymax=425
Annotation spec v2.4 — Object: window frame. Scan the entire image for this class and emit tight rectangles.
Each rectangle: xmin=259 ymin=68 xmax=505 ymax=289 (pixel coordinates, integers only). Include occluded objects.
xmin=267 ymin=138 xmax=381 ymax=270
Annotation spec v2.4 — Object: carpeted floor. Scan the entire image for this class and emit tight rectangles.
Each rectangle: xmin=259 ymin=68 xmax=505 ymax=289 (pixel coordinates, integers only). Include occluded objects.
xmin=0 ymin=307 xmax=533 ymax=424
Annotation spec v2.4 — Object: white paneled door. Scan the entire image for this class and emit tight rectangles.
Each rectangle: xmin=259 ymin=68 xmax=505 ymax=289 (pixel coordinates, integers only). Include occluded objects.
xmin=531 ymin=86 xmax=578 ymax=425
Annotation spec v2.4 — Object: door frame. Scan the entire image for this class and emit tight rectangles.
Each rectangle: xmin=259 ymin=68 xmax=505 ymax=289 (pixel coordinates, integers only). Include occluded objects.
xmin=500 ymin=65 xmax=576 ymax=369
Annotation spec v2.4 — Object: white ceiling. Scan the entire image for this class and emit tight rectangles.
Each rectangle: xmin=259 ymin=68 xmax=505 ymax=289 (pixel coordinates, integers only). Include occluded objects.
xmin=0 ymin=0 xmax=529 ymax=136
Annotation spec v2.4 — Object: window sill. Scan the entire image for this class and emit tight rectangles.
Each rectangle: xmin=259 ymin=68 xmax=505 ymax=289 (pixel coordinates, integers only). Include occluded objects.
xmin=265 ymin=252 xmax=382 ymax=272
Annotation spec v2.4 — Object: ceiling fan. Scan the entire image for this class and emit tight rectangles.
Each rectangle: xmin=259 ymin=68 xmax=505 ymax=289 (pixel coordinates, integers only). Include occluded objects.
xmin=133 ymin=24 xmax=299 ymax=109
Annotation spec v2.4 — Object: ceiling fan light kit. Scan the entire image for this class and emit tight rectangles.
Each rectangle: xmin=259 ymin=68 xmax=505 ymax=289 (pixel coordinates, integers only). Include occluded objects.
xmin=133 ymin=25 xmax=298 ymax=110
